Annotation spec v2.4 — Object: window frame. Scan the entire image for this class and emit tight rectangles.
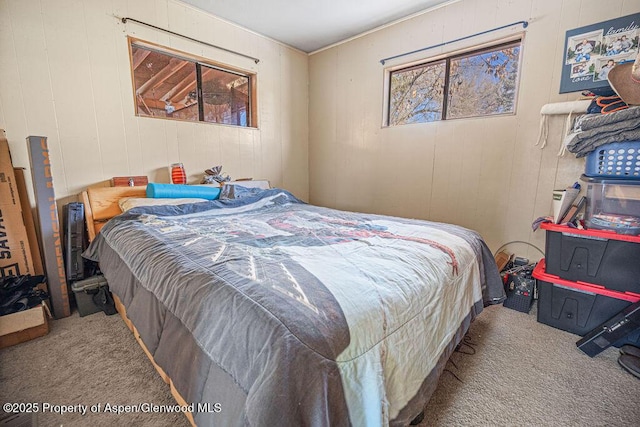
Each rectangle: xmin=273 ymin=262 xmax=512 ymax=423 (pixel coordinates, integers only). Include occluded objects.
xmin=383 ymin=36 xmax=523 ymax=127
xmin=127 ymin=37 xmax=258 ymax=128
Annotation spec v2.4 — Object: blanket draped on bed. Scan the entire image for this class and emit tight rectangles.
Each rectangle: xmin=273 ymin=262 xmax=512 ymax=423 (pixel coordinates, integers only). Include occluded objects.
xmin=85 ymin=189 xmax=504 ymax=426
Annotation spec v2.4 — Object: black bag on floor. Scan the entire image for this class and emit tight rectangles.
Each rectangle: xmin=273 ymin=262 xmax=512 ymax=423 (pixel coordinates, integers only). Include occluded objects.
xmin=0 ymin=275 xmax=48 ymax=316
xmin=92 ymin=286 xmax=117 ymax=316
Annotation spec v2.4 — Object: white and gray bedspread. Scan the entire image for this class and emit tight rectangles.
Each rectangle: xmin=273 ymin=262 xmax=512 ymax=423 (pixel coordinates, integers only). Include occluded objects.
xmin=85 ymin=189 xmax=504 ymax=426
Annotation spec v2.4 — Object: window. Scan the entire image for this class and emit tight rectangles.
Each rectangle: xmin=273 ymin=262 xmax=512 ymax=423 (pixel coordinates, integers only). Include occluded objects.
xmin=129 ymin=39 xmax=256 ymax=127
xmin=387 ymin=40 xmax=521 ymax=125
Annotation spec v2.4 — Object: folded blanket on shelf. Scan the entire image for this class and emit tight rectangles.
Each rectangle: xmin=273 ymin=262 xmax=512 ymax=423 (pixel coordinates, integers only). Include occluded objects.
xmin=566 ymin=106 xmax=640 ymax=157
xmin=580 ymin=106 xmax=640 ymax=131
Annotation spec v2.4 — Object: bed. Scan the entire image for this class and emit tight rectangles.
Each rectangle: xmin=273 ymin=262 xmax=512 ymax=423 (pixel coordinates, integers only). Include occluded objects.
xmin=81 ymin=185 xmax=505 ymax=426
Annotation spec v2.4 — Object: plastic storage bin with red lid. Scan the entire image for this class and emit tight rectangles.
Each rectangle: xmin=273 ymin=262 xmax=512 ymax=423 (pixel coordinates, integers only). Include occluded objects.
xmin=540 ymin=223 xmax=640 ymax=294
xmin=533 ymin=260 xmax=640 ymax=346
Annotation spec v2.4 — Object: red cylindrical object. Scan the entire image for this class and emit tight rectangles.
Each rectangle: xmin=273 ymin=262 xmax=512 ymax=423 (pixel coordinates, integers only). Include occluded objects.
xmin=170 ymin=162 xmax=186 ymax=184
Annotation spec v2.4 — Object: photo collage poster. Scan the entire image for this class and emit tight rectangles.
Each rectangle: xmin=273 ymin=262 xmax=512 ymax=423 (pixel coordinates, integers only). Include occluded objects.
xmin=560 ymin=13 xmax=640 ymax=93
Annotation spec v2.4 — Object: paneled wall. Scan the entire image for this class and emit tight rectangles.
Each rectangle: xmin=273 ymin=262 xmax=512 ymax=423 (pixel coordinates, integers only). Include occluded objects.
xmin=308 ymin=0 xmax=640 ymax=254
xmin=2 ymin=0 xmax=638 ymax=257
xmin=0 ymin=0 xmax=309 ymax=203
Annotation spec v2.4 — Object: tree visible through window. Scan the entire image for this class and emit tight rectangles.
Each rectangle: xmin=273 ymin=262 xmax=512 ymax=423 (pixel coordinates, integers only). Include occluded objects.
xmin=388 ymin=40 xmax=521 ymax=125
xmin=389 ymin=61 xmax=446 ymax=124
xmin=129 ymin=39 xmax=255 ymax=127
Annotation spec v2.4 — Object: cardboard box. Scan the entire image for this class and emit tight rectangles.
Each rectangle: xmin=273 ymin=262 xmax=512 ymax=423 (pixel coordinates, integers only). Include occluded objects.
xmin=0 ymin=132 xmax=35 ymax=278
xmin=0 ymin=209 xmax=34 ymax=277
xmin=0 ymin=305 xmax=49 ymax=349
xmin=14 ymin=167 xmax=44 ymax=276
xmin=0 ymin=141 xmax=19 ymax=206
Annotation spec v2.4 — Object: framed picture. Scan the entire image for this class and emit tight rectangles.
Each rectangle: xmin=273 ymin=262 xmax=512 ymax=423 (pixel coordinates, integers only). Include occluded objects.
xmin=560 ymin=13 xmax=640 ymax=93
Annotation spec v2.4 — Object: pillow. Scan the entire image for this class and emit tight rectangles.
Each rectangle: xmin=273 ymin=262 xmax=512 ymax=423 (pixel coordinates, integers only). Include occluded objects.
xmin=146 ymin=182 xmax=221 ymax=200
xmin=219 ymin=184 xmax=266 ymax=200
xmin=119 ymin=197 xmax=208 ymax=212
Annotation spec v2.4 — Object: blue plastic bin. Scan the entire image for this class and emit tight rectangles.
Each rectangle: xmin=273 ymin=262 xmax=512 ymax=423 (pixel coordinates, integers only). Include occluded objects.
xmin=584 ymin=141 xmax=640 ymax=179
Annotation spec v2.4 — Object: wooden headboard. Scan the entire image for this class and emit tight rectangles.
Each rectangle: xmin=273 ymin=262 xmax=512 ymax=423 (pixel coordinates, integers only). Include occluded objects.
xmin=82 ymin=186 xmax=147 ymax=242
xmin=81 ymin=180 xmax=271 ymax=242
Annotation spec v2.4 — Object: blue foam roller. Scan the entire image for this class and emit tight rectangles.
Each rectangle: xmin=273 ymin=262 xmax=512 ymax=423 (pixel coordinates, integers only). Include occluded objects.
xmin=146 ymin=183 xmax=221 ymax=200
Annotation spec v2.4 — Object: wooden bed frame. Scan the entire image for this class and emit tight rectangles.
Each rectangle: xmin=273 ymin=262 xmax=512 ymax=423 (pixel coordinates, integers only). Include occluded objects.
xmin=81 ymin=186 xmax=147 ymax=242
xmin=81 ymin=186 xmax=196 ymax=426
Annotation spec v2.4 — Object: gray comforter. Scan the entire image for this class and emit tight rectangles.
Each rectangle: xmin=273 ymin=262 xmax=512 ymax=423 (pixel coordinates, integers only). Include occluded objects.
xmin=85 ymin=189 xmax=504 ymax=426
xmin=566 ymin=106 xmax=640 ymax=157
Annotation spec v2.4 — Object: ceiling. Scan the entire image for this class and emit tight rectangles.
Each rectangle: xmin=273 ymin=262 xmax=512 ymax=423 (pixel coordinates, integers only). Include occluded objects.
xmin=181 ymin=0 xmax=454 ymax=53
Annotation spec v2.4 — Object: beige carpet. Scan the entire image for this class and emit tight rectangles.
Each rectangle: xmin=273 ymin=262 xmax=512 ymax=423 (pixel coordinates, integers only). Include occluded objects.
xmin=1 ymin=303 xmax=638 ymax=426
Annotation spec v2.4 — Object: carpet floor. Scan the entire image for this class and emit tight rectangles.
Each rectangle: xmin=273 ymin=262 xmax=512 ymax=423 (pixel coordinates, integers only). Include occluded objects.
xmin=1 ymin=303 xmax=638 ymax=426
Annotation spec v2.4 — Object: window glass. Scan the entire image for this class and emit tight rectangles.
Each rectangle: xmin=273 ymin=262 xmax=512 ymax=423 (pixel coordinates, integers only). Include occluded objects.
xmin=130 ymin=40 xmax=255 ymax=127
xmin=389 ymin=61 xmax=446 ymax=125
xmin=447 ymin=43 xmax=521 ymax=119
xmin=200 ymin=65 xmax=250 ymax=126
xmin=131 ymin=45 xmax=198 ymax=120
xmin=387 ymin=40 xmax=521 ymax=125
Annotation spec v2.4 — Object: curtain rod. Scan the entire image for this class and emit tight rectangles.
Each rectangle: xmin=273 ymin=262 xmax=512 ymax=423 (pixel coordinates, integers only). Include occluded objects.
xmin=380 ymin=20 xmax=529 ymax=65
xmin=116 ymin=16 xmax=260 ymax=64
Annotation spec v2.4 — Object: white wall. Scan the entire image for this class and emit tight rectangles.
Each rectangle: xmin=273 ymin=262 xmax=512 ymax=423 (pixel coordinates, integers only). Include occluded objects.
xmin=2 ymin=0 xmax=638 ymax=257
xmin=0 ymin=0 xmax=309 ymax=203
xmin=308 ymin=0 xmax=640 ymax=255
